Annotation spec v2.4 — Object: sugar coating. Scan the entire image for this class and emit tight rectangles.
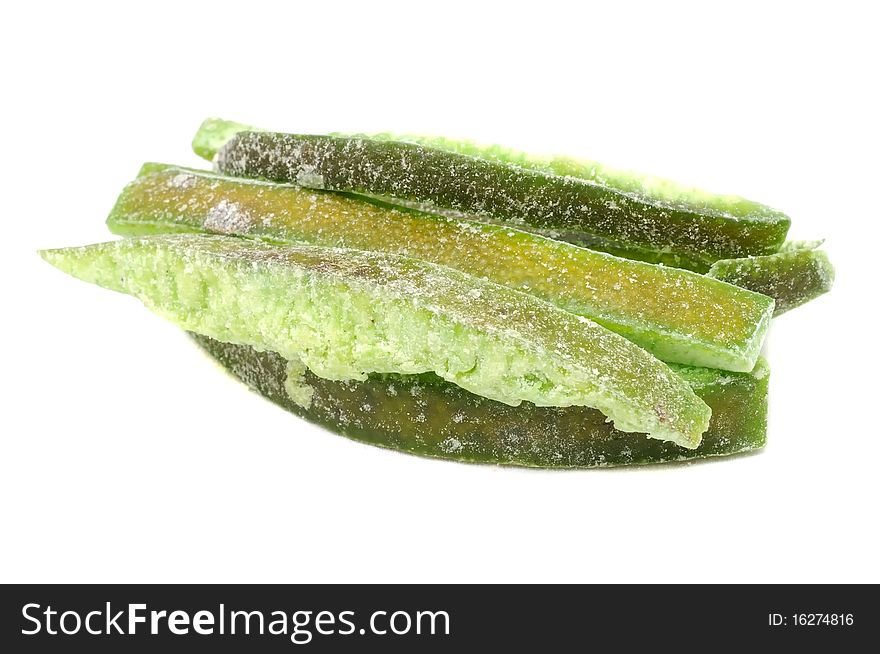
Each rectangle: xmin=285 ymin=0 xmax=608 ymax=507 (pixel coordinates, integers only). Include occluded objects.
xmin=213 ymin=130 xmax=790 ymax=263
xmin=41 ymin=234 xmax=711 ymax=447
xmin=195 ymin=335 xmax=768 ymax=468
xmin=108 ymin=166 xmax=774 ymax=371
xmin=203 ymin=199 xmax=253 ymax=234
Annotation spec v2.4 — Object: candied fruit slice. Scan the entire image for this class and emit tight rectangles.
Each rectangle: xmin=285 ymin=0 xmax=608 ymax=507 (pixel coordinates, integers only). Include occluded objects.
xmin=40 ymin=234 xmax=711 ymax=447
xmin=707 ymin=244 xmax=834 ymax=315
xmin=195 ymin=119 xmax=790 ymax=263
xmin=194 ymin=118 xmax=787 ymax=224
xmin=195 ymin=335 xmax=768 ymax=468
xmin=108 ymin=165 xmax=774 ymax=371
xmin=352 ymin=131 xmax=788 ymax=224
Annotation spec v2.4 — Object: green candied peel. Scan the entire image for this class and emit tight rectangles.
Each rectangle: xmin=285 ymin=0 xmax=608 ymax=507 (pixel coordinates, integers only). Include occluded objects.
xmin=108 ymin=165 xmax=774 ymax=372
xmin=194 ymin=118 xmax=786 ymax=223
xmin=197 ymin=119 xmax=790 ymax=263
xmin=707 ymin=243 xmax=834 ymax=315
xmin=194 ymin=335 xmax=769 ymax=468
xmin=40 ymin=234 xmax=712 ymax=448
xmin=352 ymin=132 xmax=787 ymax=222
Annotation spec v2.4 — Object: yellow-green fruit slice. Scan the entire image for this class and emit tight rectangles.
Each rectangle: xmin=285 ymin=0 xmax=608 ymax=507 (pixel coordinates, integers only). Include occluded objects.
xmin=108 ymin=165 xmax=774 ymax=372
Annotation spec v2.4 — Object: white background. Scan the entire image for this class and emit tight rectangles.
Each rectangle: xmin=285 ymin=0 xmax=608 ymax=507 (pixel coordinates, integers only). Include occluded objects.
xmin=2 ymin=1 xmax=877 ymax=583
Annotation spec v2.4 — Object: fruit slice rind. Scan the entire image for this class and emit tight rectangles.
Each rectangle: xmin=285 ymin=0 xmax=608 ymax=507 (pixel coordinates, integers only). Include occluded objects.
xmin=195 ymin=335 xmax=768 ymax=468
xmin=40 ymin=234 xmax=711 ymax=448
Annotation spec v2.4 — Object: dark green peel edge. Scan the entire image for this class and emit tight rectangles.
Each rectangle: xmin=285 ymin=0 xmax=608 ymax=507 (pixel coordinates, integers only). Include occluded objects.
xmin=194 ymin=335 xmax=768 ymax=468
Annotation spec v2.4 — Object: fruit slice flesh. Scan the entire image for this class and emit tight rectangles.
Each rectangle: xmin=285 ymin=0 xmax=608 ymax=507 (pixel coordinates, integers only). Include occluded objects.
xmin=707 ymin=244 xmax=834 ymax=315
xmin=195 ymin=119 xmax=790 ymax=263
xmin=40 ymin=234 xmax=711 ymax=447
xmin=195 ymin=335 xmax=768 ymax=468
xmin=108 ymin=165 xmax=774 ymax=372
